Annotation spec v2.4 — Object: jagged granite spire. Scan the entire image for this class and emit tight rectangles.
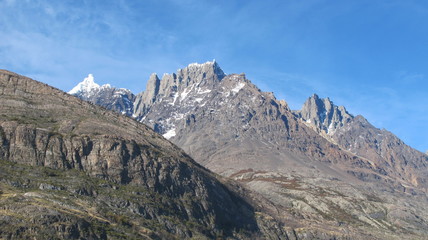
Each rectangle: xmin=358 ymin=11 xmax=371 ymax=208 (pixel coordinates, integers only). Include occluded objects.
xmin=144 ymin=73 xmax=161 ymax=104
xmin=297 ymin=94 xmax=353 ymax=135
xmin=133 ymin=73 xmax=160 ymax=117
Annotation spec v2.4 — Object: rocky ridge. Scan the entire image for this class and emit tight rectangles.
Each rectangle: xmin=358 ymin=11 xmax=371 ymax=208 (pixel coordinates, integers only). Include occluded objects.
xmin=69 ymin=62 xmax=428 ymax=239
xmin=295 ymin=94 xmax=428 ymax=192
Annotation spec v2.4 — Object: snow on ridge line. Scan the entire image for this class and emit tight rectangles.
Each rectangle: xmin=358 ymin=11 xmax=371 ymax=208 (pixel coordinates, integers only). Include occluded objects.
xmin=187 ymin=59 xmax=216 ymax=68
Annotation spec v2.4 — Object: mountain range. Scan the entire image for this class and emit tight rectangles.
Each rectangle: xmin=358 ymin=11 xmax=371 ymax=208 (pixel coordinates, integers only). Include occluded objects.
xmin=69 ymin=61 xmax=428 ymax=239
xmin=0 ymin=61 xmax=427 ymax=239
xmin=70 ymin=61 xmax=427 ymax=189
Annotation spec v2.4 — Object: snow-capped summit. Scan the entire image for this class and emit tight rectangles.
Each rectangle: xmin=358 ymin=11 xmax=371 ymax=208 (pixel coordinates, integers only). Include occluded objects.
xmin=69 ymin=74 xmax=135 ymax=117
xmin=68 ymin=74 xmax=100 ymax=95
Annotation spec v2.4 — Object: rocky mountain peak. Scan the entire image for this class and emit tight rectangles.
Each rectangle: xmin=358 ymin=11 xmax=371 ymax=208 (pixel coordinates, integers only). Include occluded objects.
xmin=175 ymin=60 xmax=226 ymax=87
xmin=181 ymin=60 xmax=225 ymax=81
xmin=133 ymin=61 xmax=226 ymax=119
xmin=297 ymin=94 xmax=353 ymax=136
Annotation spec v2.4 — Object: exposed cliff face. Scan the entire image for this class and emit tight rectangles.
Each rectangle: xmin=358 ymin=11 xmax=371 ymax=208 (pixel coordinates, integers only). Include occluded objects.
xmin=1 ymin=159 xmax=229 ymax=240
xmin=0 ymin=69 xmax=264 ymax=239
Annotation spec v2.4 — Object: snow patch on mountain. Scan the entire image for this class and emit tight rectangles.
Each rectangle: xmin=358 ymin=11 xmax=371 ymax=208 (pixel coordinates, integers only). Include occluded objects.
xmin=197 ymin=88 xmax=211 ymax=94
xmin=170 ymin=92 xmax=179 ymax=106
xmin=163 ymin=128 xmax=176 ymax=139
xmin=180 ymin=87 xmax=191 ymax=101
xmin=327 ymin=122 xmax=336 ymax=135
xmin=231 ymin=82 xmax=245 ymax=93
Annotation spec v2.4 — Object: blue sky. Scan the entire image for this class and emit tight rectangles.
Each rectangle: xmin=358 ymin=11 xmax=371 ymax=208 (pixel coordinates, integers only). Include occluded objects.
xmin=0 ymin=0 xmax=427 ymax=152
